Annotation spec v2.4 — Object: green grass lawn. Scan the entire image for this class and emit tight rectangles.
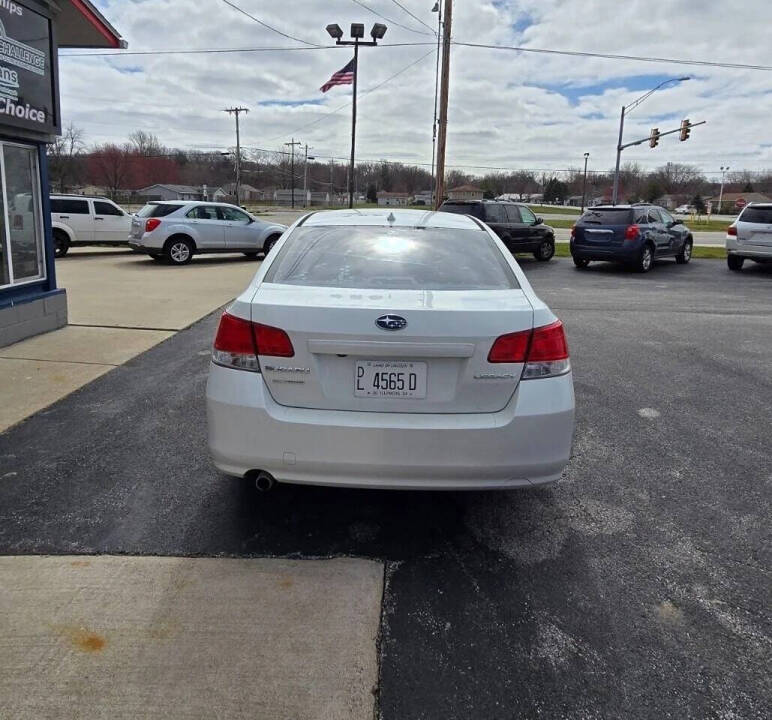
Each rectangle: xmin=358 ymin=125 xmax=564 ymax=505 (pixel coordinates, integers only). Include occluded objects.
xmin=547 ymin=217 xmax=729 ymax=232
xmin=550 ymin=243 xmax=726 ymax=259
xmin=528 ymin=205 xmax=581 ymax=215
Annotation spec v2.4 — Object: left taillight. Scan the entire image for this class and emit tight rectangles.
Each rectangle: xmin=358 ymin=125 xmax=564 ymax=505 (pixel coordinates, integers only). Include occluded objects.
xmin=211 ymin=312 xmax=295 ymax=371
xmin=488 ymin=320 xmax=570 ymax=379
xmin=212 ymin=312 xmax=259 ymax=371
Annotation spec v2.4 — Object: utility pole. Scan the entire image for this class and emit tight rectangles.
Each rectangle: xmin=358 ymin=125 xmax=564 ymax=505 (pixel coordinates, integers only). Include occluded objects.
xmin=223 ymin=107 xmax=248 ymax=206
xmin=430 ymin=2 xmax=442 ymax=205
xmin=303 ymin=144 xmax=309 ymax=208
xmin=329 ymin=157 xmax=335 ymax=206
xmin=718 ymin=165 xmax=729 ymax=214
xmin=434 ymin=0 xmax=453 ymax=210
xmin=284 ymin=138 xmax=301 ymax=208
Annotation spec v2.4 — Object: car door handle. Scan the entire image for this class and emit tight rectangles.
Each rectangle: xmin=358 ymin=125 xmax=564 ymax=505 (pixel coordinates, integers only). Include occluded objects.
xmin=94 ymin=217 xmax=104 ymax=221
xmin=59 ymin=215 xmax=69 ymax=219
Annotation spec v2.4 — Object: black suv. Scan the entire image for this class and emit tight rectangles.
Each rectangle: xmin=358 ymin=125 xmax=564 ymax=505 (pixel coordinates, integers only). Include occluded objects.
xmin=439 ymin=200 xmax=556 ymax=261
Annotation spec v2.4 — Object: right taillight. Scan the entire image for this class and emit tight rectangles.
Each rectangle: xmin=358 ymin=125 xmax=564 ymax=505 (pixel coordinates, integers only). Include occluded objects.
xmin=489 ymin=320 xmax=570 ymax=379
xmin=624 ymin=224 xmax=640 ymax=241
xmin=211 ymin=312 xmax=295 ymax=371
xmin=145 ymin=218 xmax=161 ymax=232
xmin=727 ymin=225 xmax=737 ymax=236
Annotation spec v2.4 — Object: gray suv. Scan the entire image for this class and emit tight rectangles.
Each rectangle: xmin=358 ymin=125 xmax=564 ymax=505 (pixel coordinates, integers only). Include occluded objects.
xmin=129 ymin=201 xmax=286 ymax=265
xmin=726 ymin=204 xmax=772 ymax=270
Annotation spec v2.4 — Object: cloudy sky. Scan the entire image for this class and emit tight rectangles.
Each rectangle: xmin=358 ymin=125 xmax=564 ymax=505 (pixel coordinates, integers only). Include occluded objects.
xmin=61 ymin=0 xmax=772 ymax=178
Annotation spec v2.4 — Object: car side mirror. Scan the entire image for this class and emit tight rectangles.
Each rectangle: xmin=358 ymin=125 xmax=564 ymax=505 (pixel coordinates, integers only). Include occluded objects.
xmin=535 ymin=217 xmax=543 ymax=225
xmin=669 ymin=219 xmax=681 ymax=227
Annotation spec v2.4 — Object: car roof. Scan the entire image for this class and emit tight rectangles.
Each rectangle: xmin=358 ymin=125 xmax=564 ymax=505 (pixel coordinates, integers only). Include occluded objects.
xmin=50 ymin=194 xmax=112 ymax=201
xmin=145 ymin=200 xmax=246 ymax=209
xmin=442 ymin=199 xmax=526 ymax=206
xmin=301 ymin=208 xmax=483 ymax=230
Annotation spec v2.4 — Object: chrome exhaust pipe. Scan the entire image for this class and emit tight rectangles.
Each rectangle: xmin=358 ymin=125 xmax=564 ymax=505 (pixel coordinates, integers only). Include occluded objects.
xmin=254 ymin=471 xmax=275 ymax=492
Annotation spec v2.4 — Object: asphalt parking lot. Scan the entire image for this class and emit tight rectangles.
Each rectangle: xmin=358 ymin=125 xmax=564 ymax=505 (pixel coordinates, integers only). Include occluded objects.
xmin=1 ymin=257 xmax=770 ymax=718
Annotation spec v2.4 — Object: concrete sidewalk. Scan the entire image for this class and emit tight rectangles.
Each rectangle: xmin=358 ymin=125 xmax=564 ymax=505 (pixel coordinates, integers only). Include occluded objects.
xmin=0 ymin=248 xmax=261 ymax=432
xmin=0 ymin=555 xmax=383 ymax=720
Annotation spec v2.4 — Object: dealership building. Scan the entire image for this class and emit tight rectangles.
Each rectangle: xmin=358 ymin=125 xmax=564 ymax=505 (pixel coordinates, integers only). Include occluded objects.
xmin=0 ymin=0 xmax=124 ymax=347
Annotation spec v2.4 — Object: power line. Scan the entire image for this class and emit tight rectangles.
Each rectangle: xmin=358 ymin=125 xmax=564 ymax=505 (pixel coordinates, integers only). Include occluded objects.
xmin=389 ymin=0 xmax=437 ymax=34
xmin=350 ymin=0 xmax=434 ymax=36
xmin=219 ymin=0 xmax=320 ymax=47
xmin=452 ymin=41 xmax=772 ymax=72
xmin=59 ymin=42 xmax=431 ymax=58
xmin=59 ymin=40 xmax=772 ymax=72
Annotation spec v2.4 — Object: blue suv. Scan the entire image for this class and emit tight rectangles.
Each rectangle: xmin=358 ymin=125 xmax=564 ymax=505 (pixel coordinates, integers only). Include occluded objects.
xmin=570 ymin=204 xmax=693 ymax=273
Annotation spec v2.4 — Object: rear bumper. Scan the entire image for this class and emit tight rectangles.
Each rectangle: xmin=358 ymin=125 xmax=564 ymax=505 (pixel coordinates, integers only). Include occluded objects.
xmin=206 ymin=363 xmax=575 ymax=490
xmin=128 ymin=233 xmax=163 ymax=251
xmin=726 ymin=236 xmax=772 ymax=259
xmin=571 ymin=242 xmax=639 ymax=261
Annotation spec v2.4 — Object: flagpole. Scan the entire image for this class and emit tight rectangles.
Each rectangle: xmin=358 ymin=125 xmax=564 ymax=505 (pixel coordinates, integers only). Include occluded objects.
xmin=349 ymin=41 xmax=358 ymax=209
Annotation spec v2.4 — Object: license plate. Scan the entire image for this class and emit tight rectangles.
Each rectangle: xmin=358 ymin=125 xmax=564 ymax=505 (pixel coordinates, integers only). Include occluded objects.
xmin=354 ymin=360 xmax=427 ymax=399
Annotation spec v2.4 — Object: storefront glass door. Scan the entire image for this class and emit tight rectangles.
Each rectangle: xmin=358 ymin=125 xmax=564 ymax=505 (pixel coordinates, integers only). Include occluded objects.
xmin=0 ymin=142 xmax=45 ymax=288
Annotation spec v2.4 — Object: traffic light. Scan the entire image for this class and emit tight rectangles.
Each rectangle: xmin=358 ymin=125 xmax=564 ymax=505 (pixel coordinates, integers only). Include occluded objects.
xmin=679 ymin=118 xmax=691 ymax=141
xmin=649 ymin=127 xmax=660 ymax=148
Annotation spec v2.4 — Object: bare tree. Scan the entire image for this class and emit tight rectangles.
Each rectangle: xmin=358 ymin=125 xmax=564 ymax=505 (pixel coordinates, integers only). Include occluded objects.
xmin=47 ymin=122 xmax=85 ymax=192
xmin=88 ymin=143 xmax=134 ymax=199
xmin=128 ymin=130 xmax=163 ymax=157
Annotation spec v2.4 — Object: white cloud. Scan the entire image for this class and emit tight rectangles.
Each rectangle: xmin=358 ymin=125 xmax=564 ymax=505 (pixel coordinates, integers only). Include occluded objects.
xmin=61 ymin=0 xmax=772 ymax=177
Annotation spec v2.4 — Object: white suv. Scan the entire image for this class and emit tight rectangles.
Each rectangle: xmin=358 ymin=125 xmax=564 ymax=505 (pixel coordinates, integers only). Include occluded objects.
xmin=726 ymin=203 xmax=772 ymax=271
xmin=50 ymin=195 xmax=134 ymax=257
xmin=128 ymin=201 xmax=287 ymax=265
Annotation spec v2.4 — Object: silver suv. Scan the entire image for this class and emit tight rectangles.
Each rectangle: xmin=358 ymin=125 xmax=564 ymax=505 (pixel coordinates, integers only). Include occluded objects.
xmin=128 ymin=201 xmax=286 ymax=265
xmin=726 ymin=203 xmax=772 ymax=271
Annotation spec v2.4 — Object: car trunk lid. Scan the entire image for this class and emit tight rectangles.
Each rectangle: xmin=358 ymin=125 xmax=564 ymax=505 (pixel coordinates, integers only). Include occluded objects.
xmin=251 ymin=284 xmax=534 ymax=413
xmin=575 ymin=208 xmax=634 ymax=246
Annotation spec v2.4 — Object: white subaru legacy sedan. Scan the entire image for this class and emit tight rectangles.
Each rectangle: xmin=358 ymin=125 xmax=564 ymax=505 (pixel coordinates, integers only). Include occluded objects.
xmin=206 ymin=209 xmax=575 ymax=491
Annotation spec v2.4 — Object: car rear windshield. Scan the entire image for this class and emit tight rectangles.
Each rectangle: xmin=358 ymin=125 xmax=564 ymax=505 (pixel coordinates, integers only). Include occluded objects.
xmin=579 ymin=208 xmax=634 ymax=225
xmin=263 ymin=226 xmax=519 ymax=290
xmin=439 ymin=203 xmax=483 ymax=219
xmin=136 ymin=203 xmax=183 ymax=218
xmin=739 ymin=206 xmax=772 ymax=224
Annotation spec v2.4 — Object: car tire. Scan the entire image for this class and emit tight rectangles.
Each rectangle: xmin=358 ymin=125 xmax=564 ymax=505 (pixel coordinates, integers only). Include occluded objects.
xmin=573 ymin=256 xmax=590 ymax=269
xmin=53 ymin=230 xmax=69 ymax=258
xmin=727 ymin=255 xmax=744 ymax=271
xmin=262 ymin=234 xmax=280 ymax=256
xmin=676 ymin=237 xmax=693 ymax=264
xmin=636 ymin=244 xmax=654 ymax=273
xmin=243 ymin=252 xmax=259 ymax=259
xmin=165 ymin=237 xmax=194 ymax=265
xmin=534 ymin=237 xmax=555 ymax=262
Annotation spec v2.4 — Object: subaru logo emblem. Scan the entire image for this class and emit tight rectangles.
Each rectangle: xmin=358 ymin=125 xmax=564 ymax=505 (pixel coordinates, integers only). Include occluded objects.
xmin=376 ymin=314 xmax=407 ymax=331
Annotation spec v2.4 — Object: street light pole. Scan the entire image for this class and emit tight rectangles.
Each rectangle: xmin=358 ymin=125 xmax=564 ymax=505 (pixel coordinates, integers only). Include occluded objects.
xmin=611 ymin=77 xmax=690 ymax=205
xmin=581 ymin=152 xmax=590 ymax=212
xmin=718 ymin=165 xmax=729 ymax=214
xmin=326 ymin=23 xmax=386 ymax=209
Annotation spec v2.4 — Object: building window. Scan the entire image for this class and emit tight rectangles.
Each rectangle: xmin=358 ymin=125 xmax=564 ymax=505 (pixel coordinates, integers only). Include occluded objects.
xmin=0 ymin=142 xmax=45 ymax=289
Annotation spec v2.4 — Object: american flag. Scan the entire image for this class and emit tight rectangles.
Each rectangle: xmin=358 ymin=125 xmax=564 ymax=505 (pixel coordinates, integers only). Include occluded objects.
xmin=320 ymin=58 xmax=355 ymax=93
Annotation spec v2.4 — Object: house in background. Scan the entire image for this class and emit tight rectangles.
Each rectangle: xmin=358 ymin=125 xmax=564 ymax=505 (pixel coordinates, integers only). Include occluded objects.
xmin=377 ymin=191 xmax=410 ymax=207
xmin=412 ymin=190 xmax=434 ymax=206
xmin=448 ymin=185 xmax=483 ymax=201
xmin=214 ymin=183 xmax=264 ymax=202
xmin=705 ymin=191 xmax=771 ymax=213
xmin=136 ymin=184 xmax=203 ymax=201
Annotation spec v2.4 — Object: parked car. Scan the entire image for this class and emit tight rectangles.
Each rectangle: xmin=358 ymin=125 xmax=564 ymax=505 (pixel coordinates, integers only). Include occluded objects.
xmin=128 ymin=201 xmax=286 ymax=265
xmin=206 ymin=208 xmax=574 ymax=491
xmin=50 ymin=195 xmax=133 ymax=257
xmin=674 ymin=204 xmax=694 ymax=214
xmin=439 ymin=199 xmax=556 ymax=261
xmin=570 ymin=204 xmax=693 ymax=273
xmin=726 ymin=203 xmax=772 ymax=271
